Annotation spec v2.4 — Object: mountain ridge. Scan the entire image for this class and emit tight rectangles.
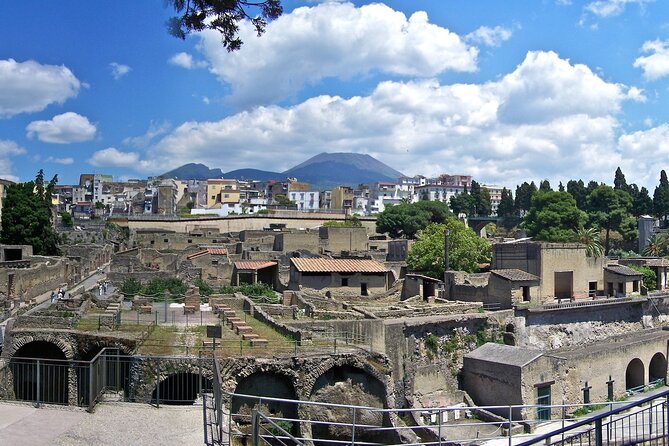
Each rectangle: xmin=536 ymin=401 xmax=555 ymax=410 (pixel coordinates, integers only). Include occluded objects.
xmin=160 ymin=152 xmax=405 ymax=189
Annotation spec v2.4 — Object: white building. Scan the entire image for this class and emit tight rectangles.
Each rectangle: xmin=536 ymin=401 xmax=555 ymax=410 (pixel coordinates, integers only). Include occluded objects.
xmin=288 ymin=190 xmax=320 ymax=211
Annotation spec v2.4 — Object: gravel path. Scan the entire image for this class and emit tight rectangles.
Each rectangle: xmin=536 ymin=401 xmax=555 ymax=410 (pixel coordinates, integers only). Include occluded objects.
xmin=0 ymin=402 xmax=204 ymax=446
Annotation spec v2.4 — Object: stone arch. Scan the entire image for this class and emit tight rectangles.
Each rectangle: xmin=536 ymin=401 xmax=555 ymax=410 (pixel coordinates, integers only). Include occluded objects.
xmin=8 ymin=333 xmax=75 ymax=360
xmin=11 ymin=340 xmax=69 ymax=404
xmin=231 ymin=371 xmax=298 ymax=424
xmin=308 ymin=364 xmax=392 ymax=445
xmin=626 ymin=358 xmax=645 ymax=390
xmin=152 ymin=372 xmax=213 ymax=405
xmin=649 ymin=352 xmax=667 ymax=383
xmin=132 ymin=358 xmax=215 ymax=404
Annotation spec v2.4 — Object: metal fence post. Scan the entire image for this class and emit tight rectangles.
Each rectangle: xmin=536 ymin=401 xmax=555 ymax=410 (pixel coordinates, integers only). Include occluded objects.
xmin=251 ymin=409 xmax=259 ymax=446
xmin=36 ymin=359 xmax=41 ymax=407
xmin=595 ymin=418 xmax=603 ymax=446
xmin=438 ymin=409 xmax=443 ymax=446
xmin=155 ymin=359 xmax=160 ymax=408
xmin=351 ymin=407 xmax=356 ymax=446
xmin=508 ymin=405 xmax=513 ymax=446
xmin=88 ymin=358 xmax=94 ymax=411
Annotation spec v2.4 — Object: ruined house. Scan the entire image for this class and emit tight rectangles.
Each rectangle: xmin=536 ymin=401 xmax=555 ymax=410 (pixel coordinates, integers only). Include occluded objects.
xmin=288 ymin=258 xmax=391 ymax=296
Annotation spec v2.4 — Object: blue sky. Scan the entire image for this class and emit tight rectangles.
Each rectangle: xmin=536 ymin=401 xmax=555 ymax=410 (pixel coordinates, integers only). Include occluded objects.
xmin=2 ymin=0 xmax=669 ymax=190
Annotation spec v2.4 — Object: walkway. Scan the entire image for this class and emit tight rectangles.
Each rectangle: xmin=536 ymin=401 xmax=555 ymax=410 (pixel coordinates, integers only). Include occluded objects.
xmin=0 ymin=402 xmax=202 ymax=446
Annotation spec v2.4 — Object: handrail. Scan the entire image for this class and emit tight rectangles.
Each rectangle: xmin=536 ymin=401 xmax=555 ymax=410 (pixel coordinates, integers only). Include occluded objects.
xmin=515 ymin=388 xmax=669 ymax=445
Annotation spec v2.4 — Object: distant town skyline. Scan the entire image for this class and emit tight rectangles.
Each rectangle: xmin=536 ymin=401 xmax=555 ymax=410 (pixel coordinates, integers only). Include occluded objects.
xmin=2 ymin=1 xmax=669 ymax=189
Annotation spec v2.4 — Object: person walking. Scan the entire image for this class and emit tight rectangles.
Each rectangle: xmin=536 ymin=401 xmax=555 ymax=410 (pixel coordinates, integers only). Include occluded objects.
xmin=50 ymin=291 xmax=56 ymax=303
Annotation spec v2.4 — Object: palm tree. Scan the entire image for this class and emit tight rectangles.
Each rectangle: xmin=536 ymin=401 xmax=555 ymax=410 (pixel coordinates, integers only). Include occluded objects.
xmin=573 ymin=227 xmax=604 ymax=257
xmin=643 ymin=234 xmax=669 ymax=257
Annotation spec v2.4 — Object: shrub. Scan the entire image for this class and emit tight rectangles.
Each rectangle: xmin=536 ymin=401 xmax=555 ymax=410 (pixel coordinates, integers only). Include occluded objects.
xmin=627 ymin=264 xmax=657 ymax=290
xmin=194 ymin=279 xmax=214 ymax=296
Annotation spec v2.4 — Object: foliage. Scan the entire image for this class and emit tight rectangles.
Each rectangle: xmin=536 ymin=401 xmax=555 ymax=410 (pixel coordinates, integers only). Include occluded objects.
xmin=539 ymin=179 xmax=552 ymax=192
xmin=449 ymin=186 xmax=475 ymax=216
xmin=572 ymin=227 xmax=603 ymax=257
xmin=630 ymin=185 xmax=654 ymax=217
xmin=627 ymin=264 xmax=657 ymax=290
xmin=522 ymin=191 xmax=587 ymax=242
xmin=194 ymin=278 xmax=214 ymax=296
xmin=497 ymin=187 xmax=515 ymax=217
xmin=424 ymin=334 xmax=439 ymax=354
xmin=1 ymin=170 xmax=61 ymax=255
xmin=471 ymin=181 xmax=492 ymax=216
xmin=587 ymin=185 xmax=635 ymax=255
xmin=166 ymin=0 xmax=283 ymax=52
xmin=407 ymin=219 xmax=491 ymax=278
xmin=323 ymin=216 xmax=362 ymax=228
xmin=273 ymin=194 xmax=295 ymax=207
xmin=608 ymin=248 xmax=640 ymax=259
xmin=120 ymin=277 xmax=188 ymax=297
xmin=643 ymin=234 xmax=669 ymax=257
xmin=60 ymin=212 xmax=74 ymax=227
xmin=220 ymin=282 xmax=278 ymax=303
xmin=654 ymin=170 xmax=669 ymax=221
xmin=514 ymin=181 xmax=537 ymax=216
xmin=120 ymin=278 xmax=142 ymax=296
xmin=95 ymin=201 xmax=105 ymax=209
xmin=566 ymin=179 xmax=588 ymax=211
xmin=376 ymin=200 xmax=452 ymax=239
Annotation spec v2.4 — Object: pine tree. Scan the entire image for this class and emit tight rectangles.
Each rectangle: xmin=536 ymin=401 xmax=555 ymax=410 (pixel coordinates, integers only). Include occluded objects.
xmin=614 ymin=167 xmax=628 ymax=191
xmin=654 ymin=170 xmax=669 ymax=221
xmin=497 ymin=188 xmax=516 ymax=217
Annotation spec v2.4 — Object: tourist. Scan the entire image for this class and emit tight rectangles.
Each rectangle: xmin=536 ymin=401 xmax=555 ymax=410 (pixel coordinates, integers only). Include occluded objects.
xmin=50 ymin=291 xmax=56 ymax=303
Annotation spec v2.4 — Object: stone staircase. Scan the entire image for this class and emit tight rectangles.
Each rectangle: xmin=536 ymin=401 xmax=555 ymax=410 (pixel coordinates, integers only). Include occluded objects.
xmin=208 ymin=303 xmax=267 ymax=347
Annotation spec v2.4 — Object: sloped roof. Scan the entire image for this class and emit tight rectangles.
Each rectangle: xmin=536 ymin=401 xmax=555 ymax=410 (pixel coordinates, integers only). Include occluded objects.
xmin=234 ymin=261 xmax=277 ymax=271
xmin=291 ymin=258 xmax=388 ymax=273
xmin=490 ymin=269 xmax=539 ymax=282
xmin=605 ymin=264 xmax=643 ymax=277
xmin=207 ymin=247 xmax=228 ymax=255
xmin=464 ymin=343 xmax=543 ymax=367
xmin=186 ymin=250 xmax=208 ymax=260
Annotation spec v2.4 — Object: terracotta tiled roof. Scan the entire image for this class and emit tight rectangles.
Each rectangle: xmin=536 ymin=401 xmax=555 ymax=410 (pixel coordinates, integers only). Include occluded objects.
xmin=291 ymin=258 xmax=387 ymax=273
xmin=605 ymin=265 xmax=643 ymax=277
xmin=234 ymin=261 xmax=277 ymax=270
xmin=186 ymin=250 xmax=209 ymax=260
xmin=207 ymin=248 xmax=228 ymax=255
xmin=490 ymin=269 xmax=539 ymax=282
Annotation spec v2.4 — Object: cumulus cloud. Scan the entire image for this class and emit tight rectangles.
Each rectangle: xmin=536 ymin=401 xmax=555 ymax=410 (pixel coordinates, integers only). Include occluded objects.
xmin=122 ymin=121 xmax=172 ymax=148
xmin=88 ymin=147 xmax=152 ymax=170
xmin=138 ymin=50 xmax=652 ymax=189
xmin=634 ymin=39 xmax=669 ymax=80
xmin=110 ymin=62 xmax=131 ymax=80
xmin=585 ymin=0 xmax=653 ymax=17
xmin=0 ymin=140 xmax=27 ymax=181
xmin=466 ymin=25 xmax=514 ymax=47
xmin=0 ymin=59 xmax=81 ymax=118
xmin=45 ymin=156 xmax=74 ymax=165
xmin=195 ymin=2 xmax=478 ymax=106
xmin=168 ymin=52 xmax=207 ymax=69
xmin=26 ymin=112 xmax=97 ymax=143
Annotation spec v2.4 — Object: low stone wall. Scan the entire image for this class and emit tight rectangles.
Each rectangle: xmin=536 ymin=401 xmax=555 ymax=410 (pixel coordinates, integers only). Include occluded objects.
xmin=240 ymin=294 xmax=308 ymax=342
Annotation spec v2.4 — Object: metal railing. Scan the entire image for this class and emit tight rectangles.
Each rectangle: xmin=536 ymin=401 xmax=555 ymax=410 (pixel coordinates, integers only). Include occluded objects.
xmin=3 ymin=349 xmax=214 ymax=411
xmin=213 ymin=388 xmax=669 ymax=446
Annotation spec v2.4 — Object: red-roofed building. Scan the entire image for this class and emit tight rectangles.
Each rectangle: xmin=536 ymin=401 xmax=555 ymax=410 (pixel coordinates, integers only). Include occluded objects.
xmin=289 ymin=257 xmax=391 ymax=296
xmin=232 ymin=260 xmax=279 ymax=289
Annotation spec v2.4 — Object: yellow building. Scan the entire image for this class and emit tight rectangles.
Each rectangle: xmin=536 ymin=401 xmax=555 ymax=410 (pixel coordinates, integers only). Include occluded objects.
xmin=206 ymin=179 xmax=240 ymax=208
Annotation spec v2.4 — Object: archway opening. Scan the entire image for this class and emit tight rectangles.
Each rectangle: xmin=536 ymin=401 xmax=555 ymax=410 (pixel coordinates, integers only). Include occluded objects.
xmin=232 ymin=372 xmax=298 ymax=435
xmin=626 ymin=358 xmax=645 ymax=390
xmin=11 ymin=340 xmax=68 ymax=404
xmin=309 ymin=365 xmax=391 ymax=445
xmin=649 ymin=352 xmax=667 ymax=383
xmin=152 ymin=372 xmax=212 ymax=405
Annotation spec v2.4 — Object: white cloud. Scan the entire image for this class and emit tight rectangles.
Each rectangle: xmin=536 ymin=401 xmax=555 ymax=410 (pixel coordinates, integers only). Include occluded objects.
xmin=634 ymin=39 xmax=669 ymax=80
xmin=88 ymin=147 xmax=152 ymax=170
xmin=26 ymin=112 xmax=97 ymax=144
xmin=0 ymin=140 xmax=27 ymax=181
xmin=466 ymin=25 xmax=514 ymax=47
xmin=122 ymin=121 xmax=172 ymax=148
xmin=585 ymin=0 xmax=653 ymax=17
xmin=45 ymin=156 xmax=74 ymax=165
xmin=0 ymin=59 xmax=81 ymax=118
xmin=141 ymin=50 xmax=649 ymax=189
xmin=168 ymin=52 xmax=207 ymax=69
xmin=196 ymin=2 xmax=478 ymax=106
xmin=110 ymin=62 xmax=131 ymax=80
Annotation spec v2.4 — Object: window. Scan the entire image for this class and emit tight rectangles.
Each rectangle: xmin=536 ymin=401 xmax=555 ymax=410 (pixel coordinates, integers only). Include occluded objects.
xmin=212 ymin=260 xmax=218 ymax=265
xmin=633 ymin=280 xmax=639 ymax=292
xmin=164 ymin=239 xmax=168 ymax=243
xmin=522 ymin=286 xmax=530 ymax=302
xmin=187 ymin=239 xmax=192 ymax=243
xmin=341 ymin=278 xmax=349 ymax=286
xmin=589 ymin=281 xmax=597 ymax=297
xmin=150 ymin=240 xmax=154 ymax=245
